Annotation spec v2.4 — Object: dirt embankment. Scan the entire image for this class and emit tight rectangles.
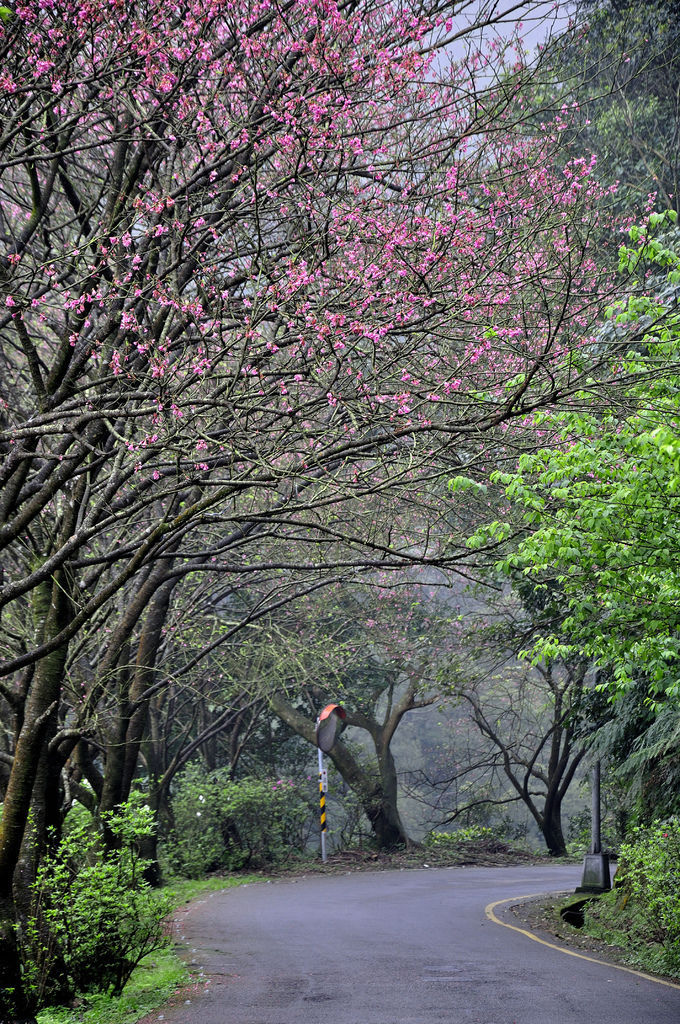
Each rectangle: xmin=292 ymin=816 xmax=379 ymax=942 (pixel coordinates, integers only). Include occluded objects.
xmin=268 ymin=837 xmax=543 ymax=875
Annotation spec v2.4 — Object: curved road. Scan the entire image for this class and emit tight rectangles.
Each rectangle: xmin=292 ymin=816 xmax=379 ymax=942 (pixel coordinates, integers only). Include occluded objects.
xmin=155 ymin=865 xmax=680 ymax=1024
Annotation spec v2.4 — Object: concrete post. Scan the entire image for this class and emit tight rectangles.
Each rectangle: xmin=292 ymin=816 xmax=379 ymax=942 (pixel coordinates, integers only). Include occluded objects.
xmin=576 ymin=761 xmax=611 ymax=893
xmin=591 ymin=759 xmax=601 ymax=855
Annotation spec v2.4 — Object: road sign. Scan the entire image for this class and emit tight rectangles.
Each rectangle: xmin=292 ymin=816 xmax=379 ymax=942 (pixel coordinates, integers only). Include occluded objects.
xmin=315 ymin=703 xmax=346 ymax=753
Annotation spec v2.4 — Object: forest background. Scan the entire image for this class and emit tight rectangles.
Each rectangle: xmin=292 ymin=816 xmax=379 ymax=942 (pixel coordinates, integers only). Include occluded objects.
xmin=1 ymin=0 xmax=680 ymax=1019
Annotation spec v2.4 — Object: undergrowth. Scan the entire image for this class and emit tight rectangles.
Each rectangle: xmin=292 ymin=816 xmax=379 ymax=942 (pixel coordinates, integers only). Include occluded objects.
xmin=36 ymin=875 xmax=262 ymax=1024
xmin=582 ymin=888 xmax=680 ymax=979
xmin=580 ymin=819 xmax=680 ymax=979
xmin=36 ymin=947 xmax=189 ymax=1024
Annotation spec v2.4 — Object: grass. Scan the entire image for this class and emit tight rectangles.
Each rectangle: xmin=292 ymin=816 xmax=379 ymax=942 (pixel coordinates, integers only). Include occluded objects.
xmin=36 ymin=947 xmax=189 ymax=1024
xmin=161 ymin=872 xmax=262 ymax=907
xmin=36 ymin=874 xmax=263 ymax=1024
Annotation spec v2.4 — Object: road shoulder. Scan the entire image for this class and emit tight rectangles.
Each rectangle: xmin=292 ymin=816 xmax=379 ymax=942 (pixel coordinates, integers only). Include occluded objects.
xmin=494 ymin=893 xmax=680 ymax=991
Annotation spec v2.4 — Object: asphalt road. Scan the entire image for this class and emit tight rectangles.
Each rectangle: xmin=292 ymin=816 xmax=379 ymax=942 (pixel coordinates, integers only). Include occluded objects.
xmin=155 ymin=864 xmax=680 ymax=1024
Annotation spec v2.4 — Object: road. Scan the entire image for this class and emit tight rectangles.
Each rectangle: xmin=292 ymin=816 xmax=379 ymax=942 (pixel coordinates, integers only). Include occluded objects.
xmin=153 ymin=864 xmax=680 ymax=1024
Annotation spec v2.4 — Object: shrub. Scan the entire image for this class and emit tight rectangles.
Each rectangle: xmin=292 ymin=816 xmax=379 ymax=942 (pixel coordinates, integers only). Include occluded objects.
xmin=162 ymin=766 xmax=227 ymax=879
xmin=163 ymin=766 xmax=315 ymax=878
xmin=583 ymin=818 xmax=680 ymax=977
xmin=617 ymin=818 xmax=680 ymax=949
xmin=222 ymin=776 xmax=313 ymax=867
xmin=23 ymin=800 xmax=171 ymax=1007
xmin=423 ymin=826 xmax=495 ymax=849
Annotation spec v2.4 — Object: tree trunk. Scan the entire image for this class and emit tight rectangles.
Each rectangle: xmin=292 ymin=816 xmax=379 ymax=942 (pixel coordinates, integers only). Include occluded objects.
xmin=373 ymin=740 xmax=408 ymax=850
xmin=362 ymin=792 xmax=408 ymax=850
xmin=0 ymin=891 xmax=35 ymax=1024
xmin=99 ymin=576 xmax=178 ymax=882
xmin=270 ymin=694 xmax=410 ymax=850
xmin=0 ymin=574 xmax=71 ymax=1023
xmin=540 ymin=798 xmax=567 ymax=857
xmin=138 ymin=815 xmax=162 ymax=887
xmin=12 ymin=715 xmax=72 ymax=1012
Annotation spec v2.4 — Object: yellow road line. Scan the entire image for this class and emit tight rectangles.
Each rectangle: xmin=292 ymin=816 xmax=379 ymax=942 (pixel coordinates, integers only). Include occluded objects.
xmin=485 ymin=894 xmax=680 ymax=992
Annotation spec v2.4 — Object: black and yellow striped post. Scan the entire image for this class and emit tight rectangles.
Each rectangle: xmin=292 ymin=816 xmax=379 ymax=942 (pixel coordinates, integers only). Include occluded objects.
xmin=318 ymin=749 xmax=328 ymax=863
xmin=314 ymin=704 xmax=345 ymax=864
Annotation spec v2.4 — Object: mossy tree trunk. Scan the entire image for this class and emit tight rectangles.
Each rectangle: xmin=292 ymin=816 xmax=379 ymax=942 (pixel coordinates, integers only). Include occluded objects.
xmin=96 ymin=571 xmax=180 ymax=885
xmin=270 ymin=679 xmax=434 ymax=851
xmin=0 ymin=572 xmax=71 ymax=1023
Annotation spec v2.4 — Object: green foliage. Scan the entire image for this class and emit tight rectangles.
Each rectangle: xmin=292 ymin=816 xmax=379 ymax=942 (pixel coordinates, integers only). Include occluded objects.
xmin=468 ymin=216 xmax=680 ymax=700
xmin=35 ymin=875 xmax=261 ymax=1024
xmin=447 ymin=475 xmax=487 ymax=495
xmin=24 ymin=800 xmax=171 ymax=1007
xmin=163 ymin=765 xmax=315 ymax=877
xmin=566 ymin=805 xmax=620 ymax=858
xmin=36 ymin=948 xmax=189 ymax=1024
xmin=586 ymin=686 xmax=680 ymax=826
xmin=618 ymin=820 xmax=680 ymax=947
xmin=423 ymin=826 xmax=494 ymax=849
xmin=584 ymin=819 xmax=680 ymax=976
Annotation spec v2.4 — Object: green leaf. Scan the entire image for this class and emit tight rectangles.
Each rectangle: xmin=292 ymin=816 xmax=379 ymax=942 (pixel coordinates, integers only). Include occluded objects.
xmin=448 ymin=475 xmax=487 ymax=494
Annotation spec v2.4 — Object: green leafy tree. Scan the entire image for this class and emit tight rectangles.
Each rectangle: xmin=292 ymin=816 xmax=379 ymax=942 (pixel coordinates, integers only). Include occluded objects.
xmin=470 ymin=212 xmax=680 ymax=699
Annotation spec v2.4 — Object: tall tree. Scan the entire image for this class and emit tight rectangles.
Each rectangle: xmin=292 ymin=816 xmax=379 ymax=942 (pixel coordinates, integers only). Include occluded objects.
xmin=467 ymin=213 xmax=680 ymax=697
xmin=264 ymin=580 xmax=454 ymax=849
xmin=436 ymin=580 xmax=590 ymax=856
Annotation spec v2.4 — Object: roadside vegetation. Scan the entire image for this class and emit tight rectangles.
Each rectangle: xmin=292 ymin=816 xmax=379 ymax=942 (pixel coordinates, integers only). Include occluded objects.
xmin=514 ymin=819 xmax=680 ymax=985
xmin=34 ymin=876 xmax=259 ymax=1024
xmin=35 ymin=949 xmax=189 ymax=1024
xmin=581 ymin=820 xmax=680 ymax=979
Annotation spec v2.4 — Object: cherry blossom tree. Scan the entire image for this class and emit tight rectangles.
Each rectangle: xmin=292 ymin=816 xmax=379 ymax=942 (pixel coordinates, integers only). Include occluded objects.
xmin=0 ymin=0 xmax=626 ymax=1014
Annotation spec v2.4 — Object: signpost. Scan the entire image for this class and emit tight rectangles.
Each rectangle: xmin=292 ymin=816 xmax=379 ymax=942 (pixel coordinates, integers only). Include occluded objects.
xmin=314 ymin=703 xmax=346 ymax=862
